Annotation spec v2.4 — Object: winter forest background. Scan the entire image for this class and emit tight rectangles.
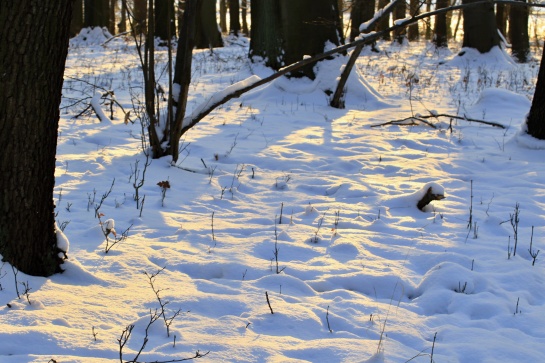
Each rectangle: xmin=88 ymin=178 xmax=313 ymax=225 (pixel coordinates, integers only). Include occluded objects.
xmin=2 ymin=0 xmax=545 ymax=362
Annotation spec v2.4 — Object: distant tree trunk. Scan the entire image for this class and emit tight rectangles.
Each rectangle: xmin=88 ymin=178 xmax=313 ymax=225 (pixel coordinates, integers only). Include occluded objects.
xmin=84 ymin=0 xmax=110 ymax=28
xmin=109 ymin=0 xmax=116 ymax=34
xmin=241 ymin=0 xmax=249 ymax=35
xmin=393 ymin=0 xmax=406 ymax=43
xmin=133 ymin=0 xmax=147 ymax=33
xmin=118 ymin=0 xmax=127 ymax=32
xmin=461 ymin=0 xmax=499 ymax=53
xmin=424 ymin=0 xmax=432 ymax=39
xmin=229 ymin=0 xmax=240 ymax=36
xmin=509 ymin=0 xmax=529 ymax=62
xmin=0 ymin=0 xmax=73 ymax=276
xmin=408 ymin=0 xmax=420 ymax=41
xmin=279 ymin=0 xmax=342 ymax=78
xmin=434 ymin=0 xmax=449 ymax=47
xmin=526 ymin=44 xmax=545 ymax=139
xmin=249 ymin=1 xmax=283 ymax=70
xmin=376 ymin=0 xmax=391 ymax=40
xmin=71 ymin=0 xmax=84 ymax=36
xmin=219 ymin=0 xmax=227 ymax=32
xmin=155 ymin=0 xmax=176 ymax=40
xmin=195 ymin=0 xmax=223 ymax=48
xmin=350 ymin=0 xmax=374 ymax=42
xmin=496 ymin=3 xmax=508 ymax=38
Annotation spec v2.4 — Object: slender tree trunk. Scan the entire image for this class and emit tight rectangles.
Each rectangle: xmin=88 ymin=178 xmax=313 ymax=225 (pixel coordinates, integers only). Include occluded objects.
xmin=434 ymin=0 xmax=449 ymax=47
xmin=0 ymin=0 xmax=73 ymax=276
xmin=171 ymin=0 xmax=198 ymax=161
xmin=119 ymin=0 xmax=127 ymax=32
xmin=394 ymin=0 xmax=406 ymax=43
xmin=461 ymin=0 xmax=499 ymax=53
xmin=509 ymin=0 xmax=529 ymax=62
xmin=109 ymin=0 xmax=116 ymax=34
xmin=219 ymin=0 xmax=227 ymax=33
xmin=496 ymin=3 xmax=508 ymax=37
xmin=526 ymin=44 xmax=545 ymax=138
xmin=241 ymin=0 xmax=248 ymax=35
xmin=425 ymin=0 xmax=432 ymax=39
xmin=228 ymin=0 xmax=240 ymax=36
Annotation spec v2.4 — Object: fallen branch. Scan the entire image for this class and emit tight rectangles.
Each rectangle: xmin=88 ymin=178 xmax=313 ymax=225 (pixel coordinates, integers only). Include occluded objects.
xmin=371 ymin=113 xmax=505 ymax=129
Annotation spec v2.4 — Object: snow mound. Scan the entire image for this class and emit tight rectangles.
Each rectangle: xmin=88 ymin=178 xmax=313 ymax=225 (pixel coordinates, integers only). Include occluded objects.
xmin=70 ymin=27 xmax=113 ymax=47
xmin=449 ymin=46 xmax=516 ymax=70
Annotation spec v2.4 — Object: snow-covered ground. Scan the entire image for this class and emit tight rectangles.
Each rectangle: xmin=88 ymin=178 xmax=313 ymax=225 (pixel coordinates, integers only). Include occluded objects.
xmin=2 ymin=27 xmax=545 ymax=362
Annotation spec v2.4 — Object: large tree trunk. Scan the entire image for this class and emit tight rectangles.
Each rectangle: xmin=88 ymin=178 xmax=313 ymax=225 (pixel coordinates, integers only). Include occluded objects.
xmin=434 ymin=0 xmax=449 ymax=48
xmin=509 ymin=0 xmax=529 ymax=63
xmin=84 ymin=0 xmax=110 ymax=28
xmin=195 ymin=0 xmax=223 ymax=49
xmin=155 ymin=0 xmax=176 ymax=41
xmin=0 ymin=0 xmax=73 ymax=276
xmin=461 ymin=0 xmax=499 ymax=53
xmin=279 ymin=0 xmax=342 ymax=79
xmin=71 ymin=0 xmax=84 ymax=36
xmin=109 ymin=0 xmax=116 ymax=34
xmin=526 ymin=44 xmax=545 ymax=139
xmin=249 ymin=1 xmax=283 ymax=70
xmin=350 ymin=0 xmax=375 ymax=42
xmin=228 ymin=0 xmax=240 ymax=36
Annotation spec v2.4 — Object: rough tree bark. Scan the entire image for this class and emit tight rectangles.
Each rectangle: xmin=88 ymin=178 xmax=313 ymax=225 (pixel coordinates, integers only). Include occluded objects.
xmin=0 ymin=0 xmax=73 ymax=276
xmin=249 ymin=1 xmax=283 ymax=70
xmin=219 ymin=0 xmax=227 ymax=33
xmin=408 ymin=0 xmax=420 ymax=41
xmin=377 ymin=0 xmax=391 ymax=40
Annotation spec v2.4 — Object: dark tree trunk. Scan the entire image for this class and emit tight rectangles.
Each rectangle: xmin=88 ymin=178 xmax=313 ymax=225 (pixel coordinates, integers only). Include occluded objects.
xmin=228 ymin=0 xmax=240 ymax=36
xmin=496 ymin=3 xmax=508 ymax=37
xmin=241 ymin=0 xmax=248 ymax=35
xmin=118 ymin=0 xmax=127 ymax=32
xmin=249 ymin=1 xmax=284 ymax=70
xmin=171 ymin=0 xmax=198 ymax=161
xmin=526 ymin=44 xmax=545 ymax=139
xmin=376 ymin=0 xmax=391 ymax=40
xmin=71 ymin=0 xmax=84 ymax=36
xmin=350 ymin=0 xmax=375 ymax=42
xmin=434 ymin=0 xmax=449 ymax=48
xmin=279 ymin=0 xmax=342 ymax=79
xmin=155 ymin=0 xmax=176 ymax=40
xmin=393 ymin=0 xmax=406 ymax=43
xmin=84 ymin=0 xmax=110 ymax=28
xmin=219 ymin=0 xmax=227 ymax=33
xmin=408 ymin=0 xmax=420 ymax=41
xmin=424 ymin=0 xmax=432 ymax=39
xmin=195 ymin=0 xmax=223 ymax=49
xmin=509 ymin=0 xmax=529 ymax=63
xmin=109 ymin=0 xmax=116 ymax=34
xmin=461 ymin=0 xmax=499 ymax=53
xmin=0 ymin=0 xmax=73 ymax=276
xmin=133 ymin=0 xmax=147 ymax=33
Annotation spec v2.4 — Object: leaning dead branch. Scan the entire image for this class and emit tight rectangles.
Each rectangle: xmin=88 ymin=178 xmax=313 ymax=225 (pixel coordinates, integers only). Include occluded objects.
xmin=371 ymin=113 xmax=506 ymax=129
